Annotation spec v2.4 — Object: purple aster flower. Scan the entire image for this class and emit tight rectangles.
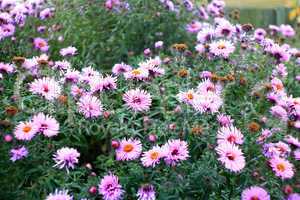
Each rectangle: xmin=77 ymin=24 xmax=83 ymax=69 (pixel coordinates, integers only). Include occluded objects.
xmin=10 ymin=146 xmax=28 ymax=162
xmin=99 ymin=173 xmax=124 ymax=200
xmin=53 ymin=147 xmax=80 ymax=172
xmin=137 ymin=184 xmax=156 ymax=200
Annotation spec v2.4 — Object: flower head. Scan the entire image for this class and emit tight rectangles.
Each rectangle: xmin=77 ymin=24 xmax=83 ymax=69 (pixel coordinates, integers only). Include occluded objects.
xmin=269 ymin=157 xmax=294 ymax=179
xmin=141 ymin=145 xmax=164 ymax=167
xmin=217 ymin=125 xmax=244 ymax=145
xmin=32 ymin=113 xmax=59 ymax=137
xmin=77 ymin=95 xmax=103 ymax=118
xmin=14 ymin=121 xmax=38 ymax=141
xmin=137 ymin=184 xmax=156 ymax=200
xmin=53 ymin=147 xmax=80 ymax=171
xmin=209 ymin=40 xmax=235 ymax=58
xmin=29 ymin=77 xmax=61 ymax=100
xmin=163 ymin=139 xmax=189 ymax=166
xmin=99 ymin=173 xmax=123 ymax=200
xmin=123 ymin=89 xmax=152 ymax=112
xmin=116 ymin=138 xmax=142 ymax=161
xmin=46 ymin=189 xmax=73 ymax=200
xmin=10 ymin=146 xmax=28 ymax=162
xmin=216 ymin=142 xmax=245 ymax=172
xmin=241 ymin=186 xmax=270 ymax=200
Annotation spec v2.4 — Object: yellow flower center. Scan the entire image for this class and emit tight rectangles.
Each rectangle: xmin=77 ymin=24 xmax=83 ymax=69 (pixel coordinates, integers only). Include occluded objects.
xmin=276 ymin=163 xmax=286 ymax=172
xmin=150 ymin=151 xmax=159 ymax=160
xmin=187 ymin=93 xmax=194 ymax=100
xmin=131 ymin=69 xmax=141 ymax=76
xmin=123 ymin=144 xmax=134 ymax=153
xmin=23 ymin=126 xmax=32 ymax=133
xmin=217 ymin=42 xmax=226 ymax=49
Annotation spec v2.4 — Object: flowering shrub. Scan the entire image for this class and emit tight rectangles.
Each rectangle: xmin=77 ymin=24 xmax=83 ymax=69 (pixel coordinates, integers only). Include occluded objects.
xmin=1 ymin=0 xmax=300 ymax=200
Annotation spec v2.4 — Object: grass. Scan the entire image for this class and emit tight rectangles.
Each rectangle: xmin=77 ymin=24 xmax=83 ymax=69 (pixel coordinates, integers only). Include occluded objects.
xmin=225 ymin=0 xmax=288 ymax=9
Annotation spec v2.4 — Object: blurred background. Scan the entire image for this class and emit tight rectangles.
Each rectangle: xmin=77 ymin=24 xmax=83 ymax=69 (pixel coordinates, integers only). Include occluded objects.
xmin=225 ymin=0 xmax=300 ymax=27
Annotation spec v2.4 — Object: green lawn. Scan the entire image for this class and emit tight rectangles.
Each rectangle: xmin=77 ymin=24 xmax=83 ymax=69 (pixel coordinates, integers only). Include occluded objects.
xmin=225 ymin=0 xmax=288 ymax=8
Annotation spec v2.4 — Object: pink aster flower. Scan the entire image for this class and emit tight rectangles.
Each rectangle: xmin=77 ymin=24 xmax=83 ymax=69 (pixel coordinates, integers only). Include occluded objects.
xmin=32 ymin=113 xmax=59 ymax=137
xmin=284 ymin=135 xmax=300 ymax=148
xmin=137 ymin=184 xmax=156 ymax=200
xmin=254 ymin=28 xmax=267 ymax=41
xmin=80 ymin=66 xmax=100 ymax=83
xmin=112 ymin=63 xmax=132 ymax=75
xmin=197 ymin=27 xmax=215 ymax=43
xmin=39 ymin=7 xmax=54 ymax=20
xmin=215 ymin=20 xmax=235 ymax=38
xmin=209 ymin=40 xmax=235 ymax=58
xmin=217 ymin=114 xmax=234 ymax=127
xmin=29 ymin=77 xmax=61 ymax=100
xmin=286 ymin=193 xmax=300 ymax=200
xmin=197 ymin=79 xmax=222 ymax=95
xmin=294 ymin=149 xmax=300 ymax=160
xmin=216 ymin=142 xmax=245 ymax=172
xmin=46 ymin=189 xmax=73 ymax=200
xmin=90 ymin=75 xmax=117 ymax=93
xmin=53 ymin=60 xmax=71 ymax=70
xmin=269 ymin=44 xmax=291 ymax=63
xmin=269 ymin=157 xmax=294 ymax=179
xmin=124 ymin=67 xmax=149 ymax=80
xmin=270 ymin=105 xmax=288 ymax=121
xmin=154 ymin=41 xmax=163 ymax=49
xmin=217 ymin=125 xmax=244 ymax=145
xmin=163 ymin=139 xmax=189 ymax=166
xmin=280 ymin=24 xmax=295 ymax=38
xmin=141 ymin=145 xmax=164 ymax=167
xmin=0 ymin=23 xmax=15 ymax=38
xmin=241 ymin=186 xmax=270 ymax=200
xmin=99 ymin=173 xmax=124 ymax=200
xmin=10 ymin=146 xmax=28 ymax=162
xmin=195 ymin=43 xmax=205 ymax=54
xmin=64 ymin=68 xmax=81 ymax=83
xmin=116 ymin=138 xmax=142 ymax=161
xmin=60 ymin=46 xmax=77 ymax=57
xmin=123 ymin=89 xmax=152 ymax=112
xmin=33 ymin=37 xmax=49 ymax=52
xmin=0 ymin=62 xmax=15 ymax=73
xmin=14 ymin=121 xmax=38 ymax=141
xmin=77 ymin=95 xmax=103 ymax=118
xmin=53 ymin=147 xmax=80 ymax=171
xmin=71 ymin=85 xmax=84 ymax=98
xmin=191 ymin=92 xmax=223 ymax=113
xmin=186 ymin=21 xmax=202 ymax=33
xmin=177 ymin=89 xmax=199 ymax=105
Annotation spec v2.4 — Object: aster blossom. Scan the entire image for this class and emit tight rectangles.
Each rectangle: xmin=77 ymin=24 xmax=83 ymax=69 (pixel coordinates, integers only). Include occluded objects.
xmin=10 ymin=146 xmax=28 ymax=162
xmin=209 ymin=40 xmax=235 ymax=58
xmin=241 ymin=186 xmax=270 ymax=200
xmin=123 ymin=89 xmax=152 ymax=112
xmin=46 ymin=189 xmax=73 ymax=200
xmin=29 ymin=77 xmax=61 ymax=100
xmin=137 ymin=184 xmax=156 ymax=200
xmin=217 ymin=125 xmax=244 ymax=145
xmin=77 ymin=95 xmax=103 ymax=118
xmin=14 ymin=121 xmax=38 ymax=141
xmin=269 ymin=156 xmax=294 ymax=179
xmin=116 ymin=138 xmax=142 ymax=161
xmin=53 ymin=147 xmax=80 ymax=171
xmin=99 ymin=173 xmax=124 ymax=200
xmin=32 ymin=112 xmax=59 ymax=137
xmin=163 ymin=139 xmax=189 ymax=166
xmin=141 ymin=145 xmax=164 ymax=167
xmin=216 ymin=142 xmax=245 ymax=172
